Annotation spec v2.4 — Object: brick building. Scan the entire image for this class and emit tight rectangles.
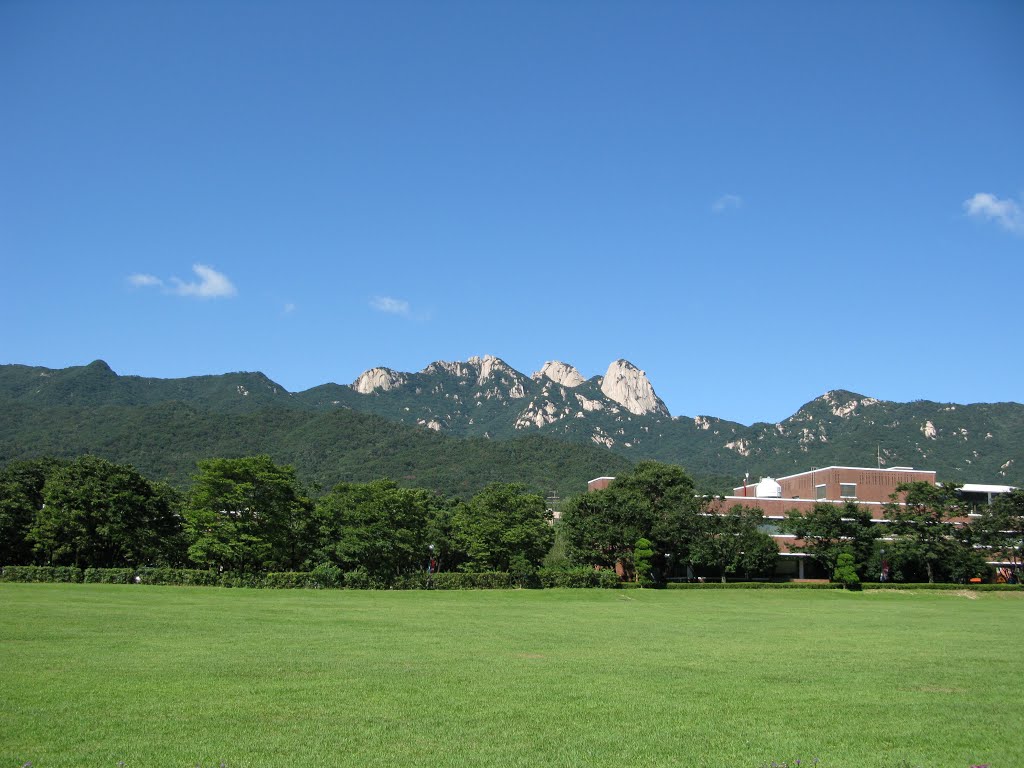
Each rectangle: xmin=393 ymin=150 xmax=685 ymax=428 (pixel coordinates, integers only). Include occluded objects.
xmin=723 ymin=466 xmax=936 ymax=520
xmin=588 ymin=466 xmax=1016 ymax=581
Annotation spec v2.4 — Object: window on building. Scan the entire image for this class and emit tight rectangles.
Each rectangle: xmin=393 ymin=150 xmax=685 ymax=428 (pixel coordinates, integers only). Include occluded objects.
xmin=815 ymin=484 xmax=827 ymax=500
xmin=840 ymin=483 xmax=857 ymax=499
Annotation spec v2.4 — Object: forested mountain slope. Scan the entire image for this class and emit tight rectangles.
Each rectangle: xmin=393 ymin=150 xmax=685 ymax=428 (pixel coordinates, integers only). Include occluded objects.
xmin=0 ymin=398 xmax=634 ymax=498
xmin=2 ymin=358 xmax=1021 ymax=488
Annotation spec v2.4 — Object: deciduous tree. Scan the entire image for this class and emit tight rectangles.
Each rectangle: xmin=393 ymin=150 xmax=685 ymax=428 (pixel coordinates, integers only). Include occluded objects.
xmin=886 ymin=481 xmax=965 ymax=584
xmin=691 ymin=505 xmax=778 ymax=582
xmin=314 ymin=479 xmax=446 ymax=580
xmin=560 ymin=461 xmax=702 ymax=570
xmin=970 ymin=488 xmax=1024 ymax=578
xmin=184 ymin=455 xmax=313 ymax=573
xmin=0 ymin=458 xmax=63 ymax=565
xmin=780 ymin=500 xmax=878 ymax=576
xmin=29 ymin=456 xmax=184 ymax=567
xmin=453 ymin=483 xmax=553 ymax=572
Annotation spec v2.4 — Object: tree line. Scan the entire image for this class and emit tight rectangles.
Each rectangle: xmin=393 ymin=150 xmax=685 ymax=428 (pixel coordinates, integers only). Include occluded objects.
xmin=551 ymin=465 xmax=1020 ymax=584
xmin=2 ymin=455 xmax=1020 ymax=585
xmin=0 ymin=455 xmax=554 ymax=581
xmin=778 ymin=482 xmax=1024 ymax=584
xmin=0 ymin=456 xmax=777 ymax=583
xmin=557 ymin=461 xmax=779 ymax=583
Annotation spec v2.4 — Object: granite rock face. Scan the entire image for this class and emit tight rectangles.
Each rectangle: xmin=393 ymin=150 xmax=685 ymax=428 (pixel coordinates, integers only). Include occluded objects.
xmin=599 ymin=359 xmax=669 ymax=416
xmin=468 ymin=354 xmax=525 ymax=393
xmin=352 ymin=367 xmax=407 ymax=394
xmin=533 ymin=361 xmax=585 ymax=388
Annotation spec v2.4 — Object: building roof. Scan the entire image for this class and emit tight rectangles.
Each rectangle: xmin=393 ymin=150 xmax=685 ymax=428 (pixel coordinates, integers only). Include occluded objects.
xmin=768 ymin=465 xmax=936 ymax=483
xmin=960 ymin=483 xmax=1016 ymax=494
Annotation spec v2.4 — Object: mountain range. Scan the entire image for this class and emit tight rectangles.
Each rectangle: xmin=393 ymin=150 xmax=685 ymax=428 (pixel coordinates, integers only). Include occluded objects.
xmin=1 ymin=356 xmax=1021 ymax=493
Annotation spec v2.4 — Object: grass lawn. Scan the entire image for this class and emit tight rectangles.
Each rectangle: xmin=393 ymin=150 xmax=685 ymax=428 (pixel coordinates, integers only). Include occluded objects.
xmin=0 ymin=585 xmax=1020 ymax=768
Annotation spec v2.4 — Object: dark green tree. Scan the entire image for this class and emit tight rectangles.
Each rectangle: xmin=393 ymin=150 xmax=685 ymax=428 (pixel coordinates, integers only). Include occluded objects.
xmin=886 ymin=481 xmax=966 ymax=584
xmin=691 ymin=505 xmax=778 ymax=582
xmin=633 ymin=537 xmax=654 ymax=585
xmin=0 ymin=458 xmax=64 ymax=565
xmin=780 ymin=500 xmax=878 ymax=576
xmin=28 ymin=455 xmax=184 ymax=567
xmin=971 ymin=489 xmax=1024 ymax=578
xmin=453 ymin=483 xmax=553 ymax=572
xmin=314 ymin=479 xmax=447 ymax=581
xmin=184 ymin=455 xmax=313 ymax=573
xmin=560 ymin=461 xmax=703 ymax=571
xmin=833 ymin=552 xmax=861 ymax=589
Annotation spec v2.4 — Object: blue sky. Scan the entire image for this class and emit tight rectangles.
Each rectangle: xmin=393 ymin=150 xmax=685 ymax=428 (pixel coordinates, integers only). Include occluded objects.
xmin=2 ymin=1 xmax=1022 ymax=425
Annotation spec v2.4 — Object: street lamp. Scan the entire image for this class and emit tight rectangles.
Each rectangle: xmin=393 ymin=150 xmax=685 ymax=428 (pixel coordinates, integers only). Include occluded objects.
xmin=427 ymin=544 xmax=435 ymax=589
xmin=664 ymin=552 xmax=671 ymax=584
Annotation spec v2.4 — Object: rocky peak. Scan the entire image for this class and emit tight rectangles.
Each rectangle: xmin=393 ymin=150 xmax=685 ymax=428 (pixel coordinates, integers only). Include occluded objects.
xmin=533 ymin=361 xmax=585 ymax=388
xmin=467 ymin=354 xmax=517 ymax=386
xmin=422 ymin=360 xmax=474 ymax=378
xmin=821 ymin=390 xmax=880 ymax=418
xmin=351 ymin=367 xmax=407 ymax=394
xmin=599 ymin=359 xmax=669 ymax=416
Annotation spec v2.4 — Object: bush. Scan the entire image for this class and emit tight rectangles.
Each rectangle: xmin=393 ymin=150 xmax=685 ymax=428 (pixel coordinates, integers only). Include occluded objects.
xmin=833 ymin=553 xmax=861 ymax=590
xmin=343 ymin=568 xmax=374 ymax=590
xmin=393 ymin=572 xmax=430 ymax=590
xmin=84 ymin=567 xmax=135 ymax=584
xmin=428 ymin=571 xmax=513 ymax=590
xmin=218 ymin=573 xmax=262 ymax=589
xmin=310 ymin=562 xmax=343 ymax=588
xmin=0 ymin=565 xmax=84 ymax=583
xmin=509 ymin=557 xmax=541 ymax=588
xmin=135 ymin=567 xmax=219 ymax=586
xmin=536 ymin=567 xmax=621 ymax=589
xmin=430 ymin=572 xmax=471 ymax=590
xmin=262 ymin=571 xmax=319 ymax=589
xmin=861 ymin=582 xmax=1023 ymax=591
xmin=538 ymin=567 xmax=600 ymax=588
xmin=633 ymin=538 xmax=654 ymax=586
xmin=666 ymin=582 xmax=843 ymax=590
xmin=473 ymin=571 xmax=515 ymax=589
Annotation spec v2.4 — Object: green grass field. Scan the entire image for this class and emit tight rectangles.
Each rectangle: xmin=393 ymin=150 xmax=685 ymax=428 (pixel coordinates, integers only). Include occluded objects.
xmin=1 ymin=585 xmax=1020 ymax=768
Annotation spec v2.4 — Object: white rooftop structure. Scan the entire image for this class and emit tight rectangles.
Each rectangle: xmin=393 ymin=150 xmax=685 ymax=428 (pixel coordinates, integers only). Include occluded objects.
xmin=755 ymin=477 xmax=783 ymax=498
xmin=960 ymin=483 xmax=1016 ymax=494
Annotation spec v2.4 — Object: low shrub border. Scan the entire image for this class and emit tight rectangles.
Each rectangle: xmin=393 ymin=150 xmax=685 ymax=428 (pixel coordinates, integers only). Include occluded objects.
xmin=0 ymin=565 xmax=84 ymax=583
xmin=666 ymin=582 xmax=844 ymax=589
xmin=3 ymin=564 xmax=1022 ymax=591
xmin=860 ymin=582 xmax=1021 ymax=592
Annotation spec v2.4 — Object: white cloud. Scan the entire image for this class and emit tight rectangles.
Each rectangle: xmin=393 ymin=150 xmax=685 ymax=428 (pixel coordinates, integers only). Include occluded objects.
xmin=963 ymin=192 xmax=1023 ymax=233
xmin=370 ymin=296 xmax=411 ymax=315
xmin=169 ymin=264 xmax=237 ymax=298
xmin=711 ymin=194 xmax=743 ymax=213
xmin=128 ymin=273 xmax=163 ymax=287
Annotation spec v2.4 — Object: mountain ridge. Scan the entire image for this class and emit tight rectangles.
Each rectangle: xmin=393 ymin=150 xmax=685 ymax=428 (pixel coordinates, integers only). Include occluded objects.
xmin=1 ymin=358 xmax=1021 ymax=487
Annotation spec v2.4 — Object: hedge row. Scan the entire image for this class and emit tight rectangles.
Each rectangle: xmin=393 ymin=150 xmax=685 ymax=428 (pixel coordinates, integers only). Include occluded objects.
xmin=0 ymin=566 xmax=323 ymax=588
xmin=538 ymin=567 xmax=622 ymax=589
xmin=3 ymin=565 xmax=1021 ymax=591
xmin=659 ymin=581 xmax=843 ymax=589
xmin=0 ymin=565 xmax=583 ymax=590
xmin=666 ymin=582 xmax=1022 ymax=591
xmin=0 ymin=565 xmax=85 ymax=583
xmin=860 ymin=582 xmax=1022 ymax=592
